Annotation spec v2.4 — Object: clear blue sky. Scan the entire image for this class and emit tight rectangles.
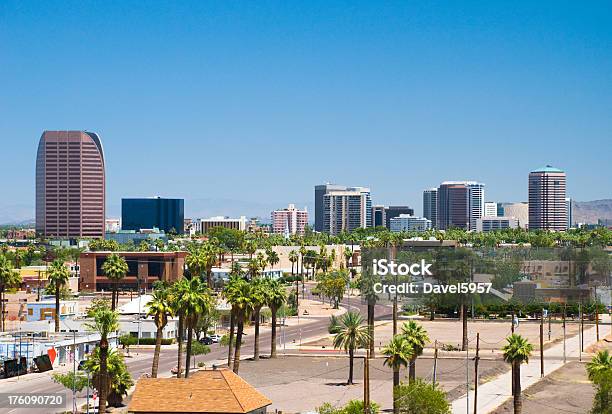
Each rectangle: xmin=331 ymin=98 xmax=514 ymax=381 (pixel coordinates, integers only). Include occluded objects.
xmin=1 ymin=1 xmax=611 ymax=222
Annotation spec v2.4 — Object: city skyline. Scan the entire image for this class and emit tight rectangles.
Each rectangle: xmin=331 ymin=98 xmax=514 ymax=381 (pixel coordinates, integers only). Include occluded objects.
xmin=2 ymin=2 xmax=612 ymax=223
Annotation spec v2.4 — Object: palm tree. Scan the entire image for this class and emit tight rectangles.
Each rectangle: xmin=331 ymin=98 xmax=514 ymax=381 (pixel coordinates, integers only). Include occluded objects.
xmin=267 ymin=250 xmax=280 ymax=274
xmin=101 ymin=254 xmax=128 ymax=310
xmin=85 ymin=301 xmax=119 ymax=414
xmin=332 ymin=311 xmax=371 ymax=385
xmin=0 ymin=255 xmax=21 ymax=332
xmin=178 ymin=278 xmax=212 ymax=377
xmin=251 ymin=278 xmax=267 ymax=361
xmin=48 ymin=259 xmax=70 ymax=333
xmin=382 ymin=335 xmax=414 ymax=414
xmin=147 ymin=284 xmax=172 ymax=378
xmin=185 ymin=246 xmax=206 ymax=280
xmin=401 ymin=321 xmax=429 ymax=383
xmin=289 ymin=250 xmax=299 ymax=308
xmin=502 ymin=334 xmax=533 ymax=414
xmin=267 ymin=279 xmax=286 ymax=358
xmin=169 ymin=279 xmax=189 ymax=378
xmin=223 ymin=277 xmax=254 ymax=373
xmin=586 ymin=350 xmax=612 ymax=411
xmin=201 ymin=242 xmax=219 ymax=288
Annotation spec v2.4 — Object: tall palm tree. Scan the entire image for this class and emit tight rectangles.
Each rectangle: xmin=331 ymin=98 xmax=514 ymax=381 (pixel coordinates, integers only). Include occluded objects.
xmin=267 ymin=279 xmax=286 ymax=358
xmin=201 ymin=242 xmax=219 ymax=288
xmin=382 ymin=335 xmax=414 ymax=414
xmin=332 ymin=311 xmax=371 ymax=385
xmin=289 ymin=250 xmax=299 ymax=308
xmin=169 ymin=278 xmax=189 ymax=378
xmin=251 ymin=278 xmax=267 ymax=361
xmin=48 ymin=259 xmax=70 ymax=333
xmin=267 ymin=250 xmax=280 ymax=274
xmin=101 ymin=253 xmax=128 ymax=310
xmin=85 ymin=301 xmax=119 ymax=414
xmin=502 ymin=334 xmax=533 ymax=414
xmin=147 ymin=283 xmax=172 ymax=378
xmin=179 ymin=278 xmax=212 ymax=377
xmin=0 ymin=255 xmax=21 ymax=332
xmin=185 ymin=246 xmax=206 ymax=280
xmin=223 ymin=277 xmax=254 ymax=373
xmin=401 ymin=321 xmax=429 ymax=383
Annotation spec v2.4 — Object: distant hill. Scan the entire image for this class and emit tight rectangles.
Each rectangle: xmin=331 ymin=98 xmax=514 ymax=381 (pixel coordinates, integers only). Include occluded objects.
xmin=573 ymin=199 xmax=612 ymax=224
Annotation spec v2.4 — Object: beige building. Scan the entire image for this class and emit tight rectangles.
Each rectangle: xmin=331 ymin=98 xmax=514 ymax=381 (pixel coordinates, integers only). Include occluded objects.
xmin=502 ymin=202 xmax=529 ymax=228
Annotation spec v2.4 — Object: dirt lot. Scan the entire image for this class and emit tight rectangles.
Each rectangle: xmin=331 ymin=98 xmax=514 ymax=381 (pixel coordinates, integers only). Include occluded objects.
xmin=491 ymin=362 xmax=595 ymax=414
xmin=237 ymin=355 xmax=508 ymax=413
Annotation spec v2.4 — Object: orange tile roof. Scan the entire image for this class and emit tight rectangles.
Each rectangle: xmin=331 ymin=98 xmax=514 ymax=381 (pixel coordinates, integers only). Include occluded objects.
xmin=128 ymin=369 xmax=272 ymax=413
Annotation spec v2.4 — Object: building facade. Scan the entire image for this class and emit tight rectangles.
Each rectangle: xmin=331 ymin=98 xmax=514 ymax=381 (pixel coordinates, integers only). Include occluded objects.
xmin=36 ymin=131 xmax=105 ymax=238
xmin=437 ymin=181 xmax=484 ymax=231
xmin=314 ymin=184 xmax=347 ymax=232
xmin=476 ymin=216 xmax=519 ymax=232
xmin=271 ymin=204 xmax=308 ymax=235
xmin=484 ymin=202 xmax=498 ymax=217
xmin=122 ymin=197 xmax=184 ymax=234
xmin=384 ymin=206 xmax=415 ymax=229
xmin=194 ymin=216 xmax=247 ymax=234
xmin=423 ymin=188 xmax=438 ymax=229
xmin=79 ymin=251 xmax=187 ymax=291
xmin=501 ymin=202 xmax=529 ymax=228
xmin=565 ymin=197 xmax=573 ymax=228
xmin=528 ymin=166 xmax=567 ymax=231
xmin=389 ymin=214 xmax=432 ymax=232
xmin=372 ymin=205 xmax=386 ymax=227
xmin=322 ymin=187 xmax=372 ymax=235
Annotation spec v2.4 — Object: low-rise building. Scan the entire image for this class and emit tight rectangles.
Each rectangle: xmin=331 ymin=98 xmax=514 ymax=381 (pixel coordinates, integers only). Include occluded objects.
xmin=476 ymin=216 xmax=519 ymax=232
xmin=25 ymin=299 xmax=79 ymax=322
xmin=389 ymin=214 xmax=432 ymax=232
xmin=194 ymin=216 xmax=247 ymax=234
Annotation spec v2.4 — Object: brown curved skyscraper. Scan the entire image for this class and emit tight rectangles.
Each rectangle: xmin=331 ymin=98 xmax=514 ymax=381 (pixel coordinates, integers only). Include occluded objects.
xmin=36 ymin=131 xmax=105 ymax=238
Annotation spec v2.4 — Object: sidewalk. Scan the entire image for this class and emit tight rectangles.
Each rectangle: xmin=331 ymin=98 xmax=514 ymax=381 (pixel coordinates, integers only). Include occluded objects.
xmin=451 ymin=321 xmax=603 ymax=414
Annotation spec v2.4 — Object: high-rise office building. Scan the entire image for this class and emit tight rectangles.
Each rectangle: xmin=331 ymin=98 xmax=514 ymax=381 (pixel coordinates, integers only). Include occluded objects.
xmin=322 ymin=187 xmax=372 ymax=235
xmin=36 ymin=131 xmax=105 ymax=238
xmin=484 ymin=202 xmax=498 ymax=218
xmin=385 ymin=206 xmax=414 ymax=229
xmin=122 ymin=197 xmax=185 ymax=234
xmin=271 ymin=204 xmax=309 ymax=235
xmin=528 ymin=166 xmax=567 ymax=231
xmin=437 ymin=181 xmax=485 ymax=230
xmin=565 ymin=197 xmax=573 ymax=229
xmin=372 ymin=205 xmax=386 ymax=228
xmin=314 ymin=184 xmax=347 ymax=232
xmin=423 ymin=188 xmax=438 ymax=229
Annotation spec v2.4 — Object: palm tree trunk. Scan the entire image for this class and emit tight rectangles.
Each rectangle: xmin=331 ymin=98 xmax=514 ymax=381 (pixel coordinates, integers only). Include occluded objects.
xmin=228 ymin=310 xmax=235 ymax=367
xmin=253 ymin=307 xmax=261 ymax=361
xmin=348 ymin=348 xmax=354 ymax=384
xmin=185 ymin=325 xmax=193 ymax=378
xmin=271 ymin=306 xmax=278 ymax=358
xmin=409 ymin=356 xmax=416 ymax=383
xmin=206 ymin=270 xmax=212 ymax=289
xmin=151 ymin=326 xmax=163 ymax=377
xmin=99 ymin=338 xmax=109 ymax=414
xmin=513 ymin=361 xmax=522 ymax=414
xmin=54 ymin=284 xmax=60 ymax=333
xmin=393 ymin=367 xmax=400 ymax=414
xmin=111 ymin=284 xmax=116 ymax=311
xmin=177 ymin=314 xmax=184 ymax=378
xmin=233 ymin=314 xmax=244 ymax=373
xmin=0 ymin=289 xmax=4 ymax=332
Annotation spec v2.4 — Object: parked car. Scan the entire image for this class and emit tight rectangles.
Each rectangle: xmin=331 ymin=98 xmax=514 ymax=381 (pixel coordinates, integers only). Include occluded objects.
xmin=199 ymin=337 xmax=213 ymax=345
xmin=208 ymin=334 xmax=222 ymax=343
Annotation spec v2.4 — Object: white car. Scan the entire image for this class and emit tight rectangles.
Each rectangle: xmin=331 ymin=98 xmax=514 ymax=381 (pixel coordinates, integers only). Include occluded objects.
xmin=208 ymin=334 xmax=222 ymax=343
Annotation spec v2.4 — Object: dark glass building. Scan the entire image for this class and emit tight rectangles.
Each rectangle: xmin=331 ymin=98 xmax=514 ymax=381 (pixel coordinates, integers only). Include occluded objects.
xmin=121 ymin=197 xmax=184 ymax=234
xmin=384 ymin=206 xmax=414 ymax=229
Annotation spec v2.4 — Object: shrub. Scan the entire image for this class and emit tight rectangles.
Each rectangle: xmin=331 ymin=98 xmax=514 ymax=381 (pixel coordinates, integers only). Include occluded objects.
xmin=133 ymin=337 xmax=174 ymax=345
xmin=394 ymin=379 xmax=450 ymax=414
xmin=328 ymin=315 xmax=341 ymax=334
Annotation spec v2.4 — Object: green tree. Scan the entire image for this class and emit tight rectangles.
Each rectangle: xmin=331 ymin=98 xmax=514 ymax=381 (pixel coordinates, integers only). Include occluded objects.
xmin=267 ymin=250 xmax=280 ymax=272
xmin=85 ymin=301 xmax=119 ymax=413
xmin=382 ymin=335 xmax=414 ymax=414
xmin=266 ymin=279 xmax=286 ymax=358
xmin=251 ymin=278 xmax=268 ymax=361
xmin=52 ymin=371 xmax=89 ymax=393
xmin=223 ymin=277 xmax=254 ymax=373
xmin=83 ymin=347 xmax=134 ymax=407
xmin=394 ymin=379 xmax=450 ymax=414
xmin=502 ymin=334 xmax=533 ymax=414
xmin=101 ymin=253 xmax=129 ymax=310
xmin=0 ymin=255 xmax=21 ymax=332
xmin=147 ymin=283 xmax=173 ymax=378
xmin=400 ymin=321 xmax=429 ymax=383
xmin=332 ymin=311 xmax=371 ymax=385
xmin=586 ymin=350 xmax=612 ymax=413
xmin=47 ymin=259 xmax=70 ymax=333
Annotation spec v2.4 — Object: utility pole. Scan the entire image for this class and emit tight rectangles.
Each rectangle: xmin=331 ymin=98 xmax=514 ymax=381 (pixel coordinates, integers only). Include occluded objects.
xmin=579 ymin=302 xmax=583 ymax=362
xmin=548 ymin=307 xmax=551 ymax=341
xmin=595 ymin=285 xmax=599 ymax=341
xmin=511 ymin=310 xmax=515 ymax=334
xmin=433 ymin=340 xmax=438 ymax=385
xmin=364 ymin=350 xmax=370 ymax=414
xmin=473 ymin=333 xmax=479 ymax=414
xmin=540 ymin=311 xmax=544 ymax=378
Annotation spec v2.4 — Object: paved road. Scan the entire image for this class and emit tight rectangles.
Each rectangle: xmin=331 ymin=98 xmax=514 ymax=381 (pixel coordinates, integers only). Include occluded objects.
xmin=0 ymin=293 xmax=392 ymax=414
